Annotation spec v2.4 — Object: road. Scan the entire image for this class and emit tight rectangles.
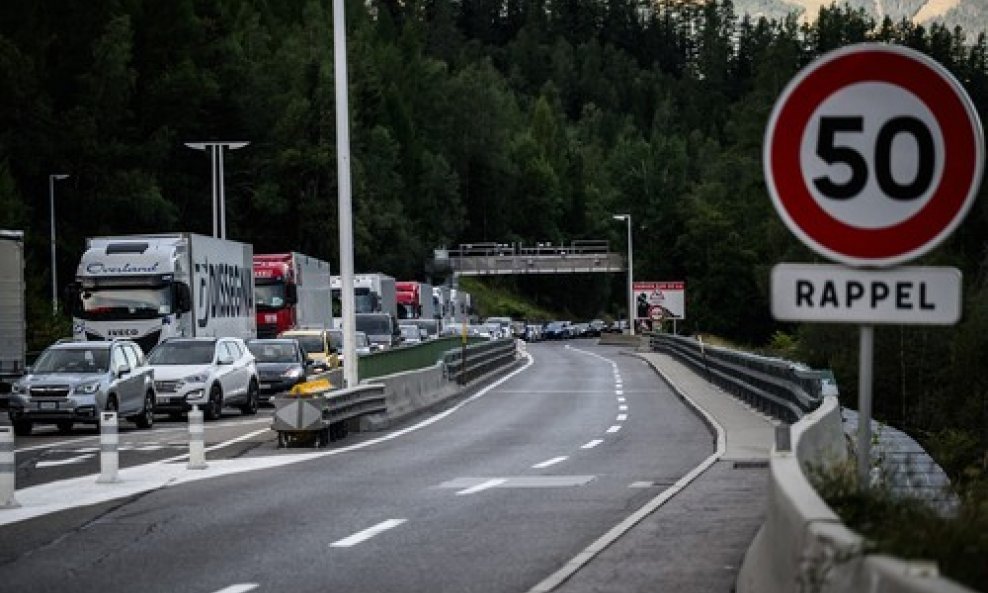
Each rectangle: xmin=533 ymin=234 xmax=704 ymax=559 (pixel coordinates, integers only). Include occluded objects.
xmin=0 ymin=341 xmax=713 ymax=593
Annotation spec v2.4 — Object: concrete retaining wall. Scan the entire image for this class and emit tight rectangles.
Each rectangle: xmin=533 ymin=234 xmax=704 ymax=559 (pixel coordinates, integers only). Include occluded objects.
xmin=737 ymin=396 xmax=975 ymax=593
xmin=358 ymin=363 xmax=458 ymax=430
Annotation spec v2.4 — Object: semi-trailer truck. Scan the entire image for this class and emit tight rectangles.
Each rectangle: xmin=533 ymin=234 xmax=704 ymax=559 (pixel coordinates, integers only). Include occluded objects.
xmin=70 ymin=233 xmax=255 ymax=355
xmin=254 ymin=252 xmax=331 ymax=338
xmin=396 ymin=281 xmax=435 ymax=320
xmin=331 ymin=272 xmax=397 ymax=322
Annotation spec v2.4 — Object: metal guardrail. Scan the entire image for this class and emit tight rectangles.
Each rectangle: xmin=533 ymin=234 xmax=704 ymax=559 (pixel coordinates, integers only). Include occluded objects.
xmin=357 ymin=336 xmax=486 ymax=381
xmin=443 ymin=338 xmax=518 ymax=384
xmin=649 ymin=334 xmax=830 ymax=423
xmin=272 ymin=382 xmax=386 ymax=447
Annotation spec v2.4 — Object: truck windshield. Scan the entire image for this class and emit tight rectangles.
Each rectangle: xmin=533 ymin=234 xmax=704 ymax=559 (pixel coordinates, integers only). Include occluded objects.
xmin=77 ymin=286 xmax=172 ymax=320
xmin=356 ymin=315 xmax=391 ymax=335
xmin=255 ymin=280 xmax=286 ymax=310
xmin=32 ymin=347 xmax=110 ymax=374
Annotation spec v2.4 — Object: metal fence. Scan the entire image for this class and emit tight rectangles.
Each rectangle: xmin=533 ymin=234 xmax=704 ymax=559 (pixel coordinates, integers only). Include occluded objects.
xmin=442 ymin=338 xmax=518 ymax=384
xmin=649 ymin=334 xmax=831 ymax=423
xmin=357 ymin=336 xmax=486 ymax=381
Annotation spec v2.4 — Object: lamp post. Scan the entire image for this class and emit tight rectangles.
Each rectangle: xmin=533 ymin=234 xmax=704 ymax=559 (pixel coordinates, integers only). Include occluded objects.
xmin=49 ymin=174 xmax=70 ymax=316
xmin=184 ymin=141 xmax=249 ymax=239
xmin=613 ymin=214 xmax=634 ymax=336
xmin=333 ymin=0 xmax=358 ymax=389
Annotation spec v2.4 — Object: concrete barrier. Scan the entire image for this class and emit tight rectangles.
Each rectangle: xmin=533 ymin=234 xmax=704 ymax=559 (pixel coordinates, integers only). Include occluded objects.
xmin=737 ymin=396 xmax=976 ymax=593
xmin=359 ymin=363 xmax=458 ymax=430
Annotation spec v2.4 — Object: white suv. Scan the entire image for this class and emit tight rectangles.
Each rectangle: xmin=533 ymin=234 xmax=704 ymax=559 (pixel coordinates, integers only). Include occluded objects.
xmin=148 ymin=337 xmax=259 ymax=421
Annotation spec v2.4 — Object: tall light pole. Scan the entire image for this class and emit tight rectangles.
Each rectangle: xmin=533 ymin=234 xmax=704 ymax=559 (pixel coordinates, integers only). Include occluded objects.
xmin=613 ymin=214 xmax=634 ymax=336
xmin=184 ymin=141 xmax=249 ymax=239
xmin=333 ymin=0 xmax=358 ymax=389
xmin=49 ymin=174 xmax=70 ymax=316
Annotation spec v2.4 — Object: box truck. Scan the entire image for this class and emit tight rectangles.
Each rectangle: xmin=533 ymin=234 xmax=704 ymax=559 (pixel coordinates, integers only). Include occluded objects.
xmin=70 ymin=233 xmax=255 ymax=355
xmin=331 ymin=272 xmax=397 ymax=322
xmin=0 ymin=230 xmax=26 ymax=382
xmin=254 ymin=252 xmax=331 ymax=338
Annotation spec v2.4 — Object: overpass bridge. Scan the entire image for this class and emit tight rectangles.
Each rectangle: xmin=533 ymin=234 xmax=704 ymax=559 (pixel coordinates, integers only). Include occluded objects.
xmin=433 ymin=240 xmax=624 ymax=276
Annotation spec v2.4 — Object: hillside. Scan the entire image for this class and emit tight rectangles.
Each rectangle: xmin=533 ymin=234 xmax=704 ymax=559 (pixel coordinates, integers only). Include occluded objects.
xmin=724 ymin=0 xmax=987 ymax=36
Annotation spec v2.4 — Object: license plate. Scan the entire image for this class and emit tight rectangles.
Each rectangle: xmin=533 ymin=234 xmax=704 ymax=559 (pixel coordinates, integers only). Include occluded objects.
xmin=38 ymin=401 xmax=58 ymax=410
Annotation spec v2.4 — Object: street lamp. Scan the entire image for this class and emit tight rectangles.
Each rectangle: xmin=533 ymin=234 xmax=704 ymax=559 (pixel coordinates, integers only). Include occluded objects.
xmin=49 ymin=174 xmax=70 ymax=316
xmin=184 ymin=141 xmax=249 ymax=239
xmin=613 ymin=214 xmax=634 ymax=336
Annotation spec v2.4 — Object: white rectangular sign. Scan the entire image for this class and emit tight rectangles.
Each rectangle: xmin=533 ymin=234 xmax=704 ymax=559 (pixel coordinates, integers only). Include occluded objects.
xmin=771 ymin=264 xmax=962 ymax=325
xmin=633 ymin=281 xmax=685 ymax=320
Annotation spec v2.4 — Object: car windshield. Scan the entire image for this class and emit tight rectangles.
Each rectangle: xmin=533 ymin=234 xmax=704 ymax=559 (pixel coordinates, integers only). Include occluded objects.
xmin=77 ymin=286 xmax=172 ymax=320
xmin=248 ymin=341 xmax=298 ymax=363
xmin=254 ymin=280 xmax=287 ymax=310
xmin=32 ymin=347 xmax=110 ymax=374
xmin=148 ymin=341 xmax=215 ymax=365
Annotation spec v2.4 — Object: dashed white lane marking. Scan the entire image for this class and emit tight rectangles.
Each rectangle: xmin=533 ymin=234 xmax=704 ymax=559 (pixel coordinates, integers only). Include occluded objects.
xmin=330 ymin=519 xmax=407 ymax=548
xmin=619 ymin=405 xmax=628 ymax=411
xmin=616 ymin=414 xmax=628 ymax=422
xmin=615 ymin=390 xmax=624 ymax=396
xmin=456 ymin=478 xmax=508 ymax=496
xmin=581 ymin=439 xmax=604 ymax=449
xmin=629 ymin=481 xmax=653 ymax=489
xmin=35 ymin=455 xmax=94 ymax=468
xmin=606 ymin=425 xmax=622 ymax=434
xmin=210 ymin=584 xmax=258 ymax=593
xmin=617 ymin=397 xmax=626 ymax=403
xmin=532 ymin=456 xmax=568 ymax=469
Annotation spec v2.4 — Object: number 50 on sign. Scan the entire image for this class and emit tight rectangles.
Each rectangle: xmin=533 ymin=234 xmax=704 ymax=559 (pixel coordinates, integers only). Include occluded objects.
xmin=764 ymin=44 xmax=984 ymax=268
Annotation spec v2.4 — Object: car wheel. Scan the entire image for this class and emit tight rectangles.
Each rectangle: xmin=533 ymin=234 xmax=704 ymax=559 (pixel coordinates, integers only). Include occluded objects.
xmin=134 ymin=390 xmax=155 ymax=429
xmin=56 ymin=420 xmax=74 ymax=434
xmin=13 ymin=419 xmax=33 ymax=437
xmin=204 ymin=385 xmax=223 ymax=421
xmin=240 ymin=380 xmax=259 ymax=416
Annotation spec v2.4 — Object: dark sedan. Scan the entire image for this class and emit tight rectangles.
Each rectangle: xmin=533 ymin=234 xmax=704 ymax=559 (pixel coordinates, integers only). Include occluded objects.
xmin=246 ymin=338 xmax=310 ymax=401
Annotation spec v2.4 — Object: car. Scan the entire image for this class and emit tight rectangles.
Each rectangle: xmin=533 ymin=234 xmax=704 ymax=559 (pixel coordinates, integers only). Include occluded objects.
xmin=406 ymin=318 xmax=440 ymax=340
xmin=7 ymin=339 xmax=156 ymax=435
xmin=246 ymin=338 xmax=310 ymax=401
xmin=399 ymin=324 xmax=423 ymax=345
xmin=354 ymin=331 xmax=374 ymax=355
xmin=543 ymin=321 xmax=571 ymax=340
xmin=278 ymin=329 xmax=340 ymax=373
xmin=148 ymin=337 xmax=259 ymax=421
xmin=355 ymin=312 xmax=400 ymax=350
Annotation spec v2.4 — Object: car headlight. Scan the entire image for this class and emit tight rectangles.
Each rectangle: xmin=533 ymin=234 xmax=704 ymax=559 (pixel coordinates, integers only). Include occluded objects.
xmin=75 ymin=382 xmax=101 ymax=395
xmin=282 ymin=367 xmax=303 ymax=379
xmin=181 ymin=372 xmax=209 ymax=385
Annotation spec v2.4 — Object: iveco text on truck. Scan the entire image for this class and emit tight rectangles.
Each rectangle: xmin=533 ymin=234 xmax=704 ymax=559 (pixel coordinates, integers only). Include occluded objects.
xmin=254 ymin=252 xmax=331 ymax=338
xmin=70 ymin=233 xmax=255 ymax=355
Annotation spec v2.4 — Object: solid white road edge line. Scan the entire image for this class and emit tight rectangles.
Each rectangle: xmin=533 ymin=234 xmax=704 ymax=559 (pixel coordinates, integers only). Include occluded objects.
xmin=330 ymin=519 xmax=407 ymax=547
xmin=0 ymin=353 xmax=536 ymax=527
xmin=532 ymin=456 xmax=568 ymax=469
xmin=525 ymin=354 xmax=727 ymax=593
xmin=35 ymin=454 xmax=94 ymax=468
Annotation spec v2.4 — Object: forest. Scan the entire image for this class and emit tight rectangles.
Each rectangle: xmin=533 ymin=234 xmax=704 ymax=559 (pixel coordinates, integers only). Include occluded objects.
xmin=1 ymin=0 xmax=987 ymax=477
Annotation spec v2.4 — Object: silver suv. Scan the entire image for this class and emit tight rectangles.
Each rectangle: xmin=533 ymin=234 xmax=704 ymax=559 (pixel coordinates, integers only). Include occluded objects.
xmin=8 ymin=339 xmax=156 ymax=435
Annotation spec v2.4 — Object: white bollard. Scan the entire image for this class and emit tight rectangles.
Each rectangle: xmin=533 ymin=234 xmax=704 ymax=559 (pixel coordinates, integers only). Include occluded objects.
xmin=187 ymin=405 xmax=207 ymax=470
xmin=0 ymin=426 xmax=20 ymax=508
xmin=96 ymin=411 xmax=120 ymax=484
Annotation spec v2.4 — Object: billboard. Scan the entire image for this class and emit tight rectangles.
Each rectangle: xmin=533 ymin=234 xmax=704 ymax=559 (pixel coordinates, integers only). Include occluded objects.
xmin=633 ymin=281 xmax=685 ymax=321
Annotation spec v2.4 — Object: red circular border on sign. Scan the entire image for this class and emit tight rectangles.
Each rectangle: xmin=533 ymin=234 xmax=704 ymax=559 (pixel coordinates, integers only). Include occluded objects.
xmin=769 ymin=48 xmax=977 ymax=260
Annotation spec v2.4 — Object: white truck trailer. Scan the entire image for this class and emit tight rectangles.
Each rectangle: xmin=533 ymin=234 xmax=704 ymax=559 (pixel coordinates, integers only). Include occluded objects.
xmin=71 ymin=233 xmax=255 ymax=355
xmin=0 ymin=230 xmax=26 ymax=382
xmin=331 ymin=272 xmax=397 ymax=322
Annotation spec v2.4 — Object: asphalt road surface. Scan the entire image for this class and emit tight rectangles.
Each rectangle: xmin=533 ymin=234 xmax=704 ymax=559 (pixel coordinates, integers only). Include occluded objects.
xmin=0 ymin=341 xmax=713 ymax=593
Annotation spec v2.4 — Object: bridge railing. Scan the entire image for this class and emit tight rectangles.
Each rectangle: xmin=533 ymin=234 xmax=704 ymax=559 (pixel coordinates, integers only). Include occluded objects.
xmin=649 ymin=333 xmax=831 ymax=422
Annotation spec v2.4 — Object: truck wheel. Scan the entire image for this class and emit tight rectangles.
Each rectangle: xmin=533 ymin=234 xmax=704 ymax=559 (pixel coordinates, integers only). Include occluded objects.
xmin=204 ymin=385 xmax=223 ymax=421
xmin=13 ymin=419 xmax=33 ymax=437
xmin=134 ymin=391 xmax=155 ymax=429
xmin=240 ymin=380 xmax=259 ymax=416
xmin=56 ymin=421 xmax=74 ymax=434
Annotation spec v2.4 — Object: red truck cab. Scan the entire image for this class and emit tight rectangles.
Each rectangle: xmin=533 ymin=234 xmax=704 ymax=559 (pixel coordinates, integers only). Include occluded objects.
xmin=254 ymin=254 xmax=298 ymax=338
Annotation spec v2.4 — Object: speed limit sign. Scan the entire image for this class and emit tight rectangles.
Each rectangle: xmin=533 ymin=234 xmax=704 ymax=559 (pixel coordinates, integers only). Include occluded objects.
xmin=765 ymin=44 xmax=984 ymax=267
